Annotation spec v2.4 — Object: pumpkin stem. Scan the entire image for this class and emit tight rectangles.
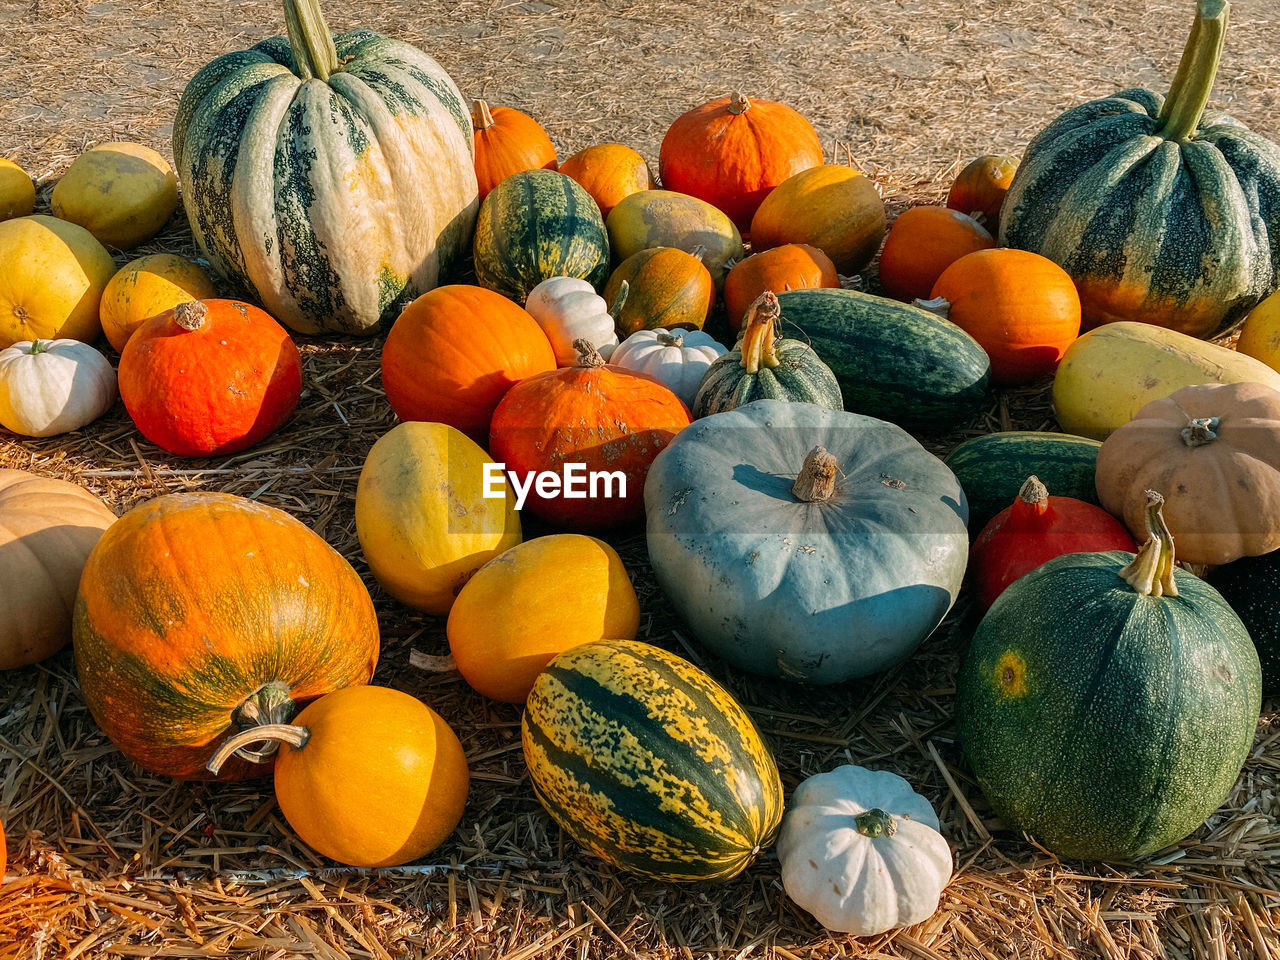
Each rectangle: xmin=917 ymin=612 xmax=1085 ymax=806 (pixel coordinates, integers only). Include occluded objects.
xmin=792 ymin=445 xmax=839 ymax=503
xmin=913 ymin=296 xmax=952 ymax=320
xmin=173 ymin=300 xmax=209 ymax=332
xmin=1018 ymin=475 xmax=1048 ymax=504
xmin=1157 ymin=0 xmax=1228 ymax=143
xmin=656 ymin=331 xmax=685 ymax=348
xmin=728 ymin=92 xmax=751 ymax=116
xmin=854 ymin=808 xmax=897 ymax=838
xmin=690 ymin=244 xmax=707 ymax=264
xmin=472 ymin=99 xmax=496 ymax=132
xmin=1118 ymin=490 xmax=1179 ymax=597
xmin=572 ymin=338 xmax=608 ymax=368
xmin=224 ymin=681 xmax=298 ymax=765
xmin=1009 ymin=475 xmax=1051 ymax=529
xmin=607 ymin=280 xmax=631 ymax=324
xmin=740 ymin=292 xmax=783 ymax=375
xmin=28 ymin=339 xmax=48 ymax=355
xmin=282 ymin=0 xmax=341 ymax=82
xmin=205 ymin=723 xmax=311 ymax=776
xmin=1181 ymin=416 xmax=1220 ymax=447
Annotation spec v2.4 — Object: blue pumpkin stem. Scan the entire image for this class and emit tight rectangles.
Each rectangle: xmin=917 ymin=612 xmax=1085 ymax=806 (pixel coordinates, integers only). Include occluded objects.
xmin=1157 ymin=0 xmax=1229 ymax=143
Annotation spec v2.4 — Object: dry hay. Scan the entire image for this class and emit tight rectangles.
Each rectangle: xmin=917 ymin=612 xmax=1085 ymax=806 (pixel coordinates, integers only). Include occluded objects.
xmin=2 ymin=0 xmax=1280 ymax=956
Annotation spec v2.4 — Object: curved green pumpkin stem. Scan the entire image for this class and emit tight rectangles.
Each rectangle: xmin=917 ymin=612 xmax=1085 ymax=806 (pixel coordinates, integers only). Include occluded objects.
xmin=740 ymin=292 xmax=783 ymax=374
xmin=1157 ymin=0 xmax=1229 ymax=143
xmin=283 ymin=0 xmax=341 ymax=82
xmin=28 ymin=340 xmax=48 ymax=355
xmin=206 ymin=723 xmax=311 ymax=775
xmin=1118 ymin=490 xmax=1179 ymax=597
xmin=607 ymin=280 xmax=630 ymax=325
xmin=854 ymin=808 xmax=898 ymax=838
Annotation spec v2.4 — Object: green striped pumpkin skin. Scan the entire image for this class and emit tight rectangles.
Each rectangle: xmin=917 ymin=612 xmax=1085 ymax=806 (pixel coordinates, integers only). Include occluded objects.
xmin=944 ymin=431 xmax=1102 ymax=531
xmin=521 ymin=639 xmax=783 ymax=881
xmin=775 ymin=288 xmax=990 ymax=426
xmin=692 ymin=338 xmax=841 ymax=418
xmin=174 ymin=28 xmax=478 ymax=336
xmin=473 ymin=170 xmax=610 ymax=302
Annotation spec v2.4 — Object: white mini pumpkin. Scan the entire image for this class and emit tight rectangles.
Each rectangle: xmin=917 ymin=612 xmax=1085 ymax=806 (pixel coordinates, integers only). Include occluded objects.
xmin=0 ymin=339 xmax=117 ymax=437
xmin=609 ymin=328 xmax=726 ymax=408
xmin=525 ymin=276 xmax=619 ymax=366
xmin=776 ymin=765 xmax=953 ymax=936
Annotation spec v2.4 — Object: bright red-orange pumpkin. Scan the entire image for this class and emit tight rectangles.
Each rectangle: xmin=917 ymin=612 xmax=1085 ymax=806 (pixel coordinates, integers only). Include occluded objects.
xmin=970 ymin=475 xmax=1136 ymax=611
xmin=489 ymin=340 xmax=691 ymax=530
xmin=924 ymin=248 xmax=1081 ymax=384
xmin=723 ymin=244 xmax=839 ymax=333
xmin=472 ymin=99 xmax=557 ymax=200
xmin=118 ymin=299 xmax=302 ymax=457
xmin=381 ymin=285 xmax=556 ymax=440
xmin=559 ymin=143 xmax=654 ymax=220
xmin=659 ymin=92 xmax=824 ymax=231
xmin=877 ymin=207 xmax=994 ymax=303
xmin=946 ymin=155 xmax=1018 ymax=230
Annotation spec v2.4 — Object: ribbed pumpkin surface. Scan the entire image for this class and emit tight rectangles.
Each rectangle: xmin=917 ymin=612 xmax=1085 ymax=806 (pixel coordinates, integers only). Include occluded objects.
xmin=522 ymin=639 xmax=783 ymax=881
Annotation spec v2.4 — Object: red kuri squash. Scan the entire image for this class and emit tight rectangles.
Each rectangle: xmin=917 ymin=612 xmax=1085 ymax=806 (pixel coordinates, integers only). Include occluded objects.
xmin=472 ymin=99 xmax=557 ymax=200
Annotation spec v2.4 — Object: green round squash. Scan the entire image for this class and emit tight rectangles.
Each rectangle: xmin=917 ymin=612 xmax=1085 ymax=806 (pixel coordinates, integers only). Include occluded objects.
xmin=1207 ymin=551 xmax=1280 ymax=696
xmin=1000 ymin=0 xmax=1280 ymax=338
xmin=956 ymin=492 xmax=1261 ymax=861
xmin=473 ymin=169 xmax=610 ymax=302
xmin=692 ymin=291 xmax=841 ymax=418
xmin=173 ymin=0 xmax=478 ymax=336
xmin=522 ymin=639 xmax=783 ymax=881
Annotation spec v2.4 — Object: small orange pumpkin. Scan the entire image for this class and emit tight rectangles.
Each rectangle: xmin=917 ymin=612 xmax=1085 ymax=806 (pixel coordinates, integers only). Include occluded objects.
xmin=922 ymin=248 xmax=1081 ymax=384
xmin=604 ymin=247 xmax=714 ymax=335
xmin=947 ymin=155 xmax=1018 ymax=230
xmin=559 ymin=143 xmax=654 ymax=220
xmin=723 ymin=244 xmax=839 ymax=333
xmin=877 ymin=207 xmax=994 ymax=303
xmin=472 ymin=99 xmax=557 ymax=200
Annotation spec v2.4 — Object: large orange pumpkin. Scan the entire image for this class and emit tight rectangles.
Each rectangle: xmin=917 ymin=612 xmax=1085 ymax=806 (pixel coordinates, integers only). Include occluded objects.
xmin=923 ymin=248 xmax=1081 ymax=384
xmin=381 ymin=285 xmax=556 ymax=439
xmin=946 ymin=155 xmax=1018 ymax=230
xmin=877 ymin=207 xmax=994 ymax=303
xmin=723 ymin=244 xmax=838 ymax=333
xmin=73 ymin=492 xmax=380 ymax=780
xmin=749 ymin=165 xmax=886 ymax=275
xmin=472 ymin=100 xmax=557 ymax=200
xmin=559 ymin=143 xmax=653 ymax=220
xmin=489 ymin=340 xmax=691 ymax=530
xmin=659 ymin=93 xmax=824 ymax=231
xmin=603 ymin=247 xmax=714 ymax=335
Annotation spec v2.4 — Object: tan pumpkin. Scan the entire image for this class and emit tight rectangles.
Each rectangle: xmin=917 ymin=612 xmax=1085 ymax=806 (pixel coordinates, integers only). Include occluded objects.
xmin=1096 ymin=381 xmax=1280 ymax=566
xmin=559 ymin=143 xmax=654 ymax=220
xmin=604 ymin=246 xmax=714 ymax=334
xmin=100 ymin=254 xmax=218 ymax=353
xmin=0 ymin=469 xmax=116 ymax=670
xmin=749 ymin=165 xmax=885 ymax=275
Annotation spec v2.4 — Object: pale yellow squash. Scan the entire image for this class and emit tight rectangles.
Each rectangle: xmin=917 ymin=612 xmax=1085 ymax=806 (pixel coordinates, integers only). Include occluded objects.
xmin=447 ymin=535 xmax=640 ymax=703
xmin=51 ymin=142 xmax=178 ymax=250
xmin=1052 ymin=321 xmax=1280 ymax=439
xmin=1235 ymin=290 xmax=1280 ymax=371
xmin=0 ymin=215 xmax=117 ymax=347
xmin=0 ymin=159 xmax=36 ymax=221
xmin=749 ymin=165 xmax=886 ymax=275
xmin=100 ymin=254 xmax=217 ymax=352
xmin=606 ymin=190 xmax=744 ymax=290
xmin=356 ymin=422 xmax=521 ymax=616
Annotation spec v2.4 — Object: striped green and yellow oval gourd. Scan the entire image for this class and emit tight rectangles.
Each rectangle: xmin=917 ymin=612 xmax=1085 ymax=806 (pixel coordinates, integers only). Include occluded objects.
xmin=473 ymin=169 xmax=610 ymax=302
xmin=173 ymin=0 xmax=478 ymax=336
xmin=521 ymin=639 xmax=783 ymax=881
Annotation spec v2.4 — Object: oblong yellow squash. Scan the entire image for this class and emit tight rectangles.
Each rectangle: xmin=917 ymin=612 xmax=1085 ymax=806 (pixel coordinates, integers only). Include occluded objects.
xmin=100 ymin=254 xmax=217 ymax=352
xmin=749 ymin=165 xmax=886 ymax=275
xmin=356 ymin=422 xmax=521 ymax=615
xmin=0 ymin=159 xmax=36 ymax=222
xmin=1052 ymin=321 xmax=1280 ymax=439
xmin=606 ymin=190 xmax=744 ymax=290
xmin=51 ymin=142 xmax=178 ymax=250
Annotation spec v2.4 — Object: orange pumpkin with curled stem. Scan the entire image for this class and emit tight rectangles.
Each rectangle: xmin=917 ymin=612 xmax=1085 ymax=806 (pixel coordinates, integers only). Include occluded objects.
xmin=723 ymin=244 xmax=839 ymax=333
xmin=559 ymin=143 xmax=653 ymax=220
xmin=947 ymin=155 xmax=1018 ymax=230
xmin=472 ymin=100 xmax=557 ymax=200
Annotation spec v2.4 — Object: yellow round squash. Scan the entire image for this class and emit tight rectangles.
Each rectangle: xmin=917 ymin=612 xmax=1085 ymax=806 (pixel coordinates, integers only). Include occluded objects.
xmin=0 ymin=159 xmax=36 ymax=221
xmin=0 ymin=215 xmax=117 ymax=347
xmin=447 ymin=534 xmax=640 ymax=703
xmin=1052 ymin=321 xmax=1280 ymax=440
xmin=606 ymin=189 xmax=744 ymax=290
xmin=50 ymin=142 xmax=178 ymax=250
xmin=1235 ymin=289 xmax=1280 ymax=371
xmin=100 ymin=253 xmax=217 ymax=352
xmin=356 ymin=421 xmax=521 ymax=616
xmin=749 ymin=165 xmax=886 ymax=275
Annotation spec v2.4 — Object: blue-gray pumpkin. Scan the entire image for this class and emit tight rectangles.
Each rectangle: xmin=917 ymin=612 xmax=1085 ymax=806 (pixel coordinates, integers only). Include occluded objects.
xmin=644 ymin=399 xmax=969 ymax=683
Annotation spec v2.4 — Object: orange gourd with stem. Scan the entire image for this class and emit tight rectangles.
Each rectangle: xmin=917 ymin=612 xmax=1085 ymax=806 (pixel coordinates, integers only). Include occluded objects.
xmin=472 ymin=99 xmax=557 ymax=200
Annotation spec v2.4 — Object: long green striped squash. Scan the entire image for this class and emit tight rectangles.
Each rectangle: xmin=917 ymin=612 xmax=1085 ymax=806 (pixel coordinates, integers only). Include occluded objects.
xmin=774 ymin=288 xmax=990 ymax=426
xmin=173 ymin=0 xmax=478 ymax=336
xmin=521 ymin=639 xmax=783 ymax=881
xmin=1000 ymin=0 xmax=1280 ymax=338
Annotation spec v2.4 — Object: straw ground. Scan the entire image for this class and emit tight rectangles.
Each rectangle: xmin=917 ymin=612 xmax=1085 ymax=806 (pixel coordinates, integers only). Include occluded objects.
xmin=2 ymin=0 xmax=1279 ymax=956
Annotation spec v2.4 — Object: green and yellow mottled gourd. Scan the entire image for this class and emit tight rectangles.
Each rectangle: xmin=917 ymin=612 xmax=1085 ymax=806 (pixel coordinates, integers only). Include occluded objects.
xmin=522 ymin=639 xmax=783 ymax=881
xmin=173 ymin=0 xmax=478 ymax=335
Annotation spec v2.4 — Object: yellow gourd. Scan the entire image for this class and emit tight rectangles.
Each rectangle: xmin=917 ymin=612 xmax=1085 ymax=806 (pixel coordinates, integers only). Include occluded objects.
xmin=51 ymin=142 xmax=178 ymax=249
xmin=0 ymin=159 xmax=36 ymax=221
xmin=99 ymin=254 xmax=217 ymax=352
xmin=1235 ymin=290 xmax=1280 ymax=371
xmin=749 ymin=165 xmax=886 ymax=275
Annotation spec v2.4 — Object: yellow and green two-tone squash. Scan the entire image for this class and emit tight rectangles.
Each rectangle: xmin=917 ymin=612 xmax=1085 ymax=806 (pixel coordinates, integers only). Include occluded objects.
xmin=173 ymin=0 xmax=478 ymax=336
xmin=522 ymin=639 xmax=783 ymax=881
xmin=473 ymin=169 xmax=610 ymax=302
xmin=1000 ymin=0 xmax=1280 ymax=338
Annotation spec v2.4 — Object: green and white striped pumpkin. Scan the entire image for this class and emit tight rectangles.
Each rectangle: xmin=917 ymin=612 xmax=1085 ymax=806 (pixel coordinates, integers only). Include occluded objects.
xmin=1000 ymin=0 xmax=1280 ymax=339
xmin=173 ymin=0 xmax=478 ymax=336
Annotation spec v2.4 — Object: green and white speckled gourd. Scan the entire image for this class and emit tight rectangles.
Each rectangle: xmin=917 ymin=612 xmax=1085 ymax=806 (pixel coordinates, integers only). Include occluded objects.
xmin=1000 ymin=0 xmax=1280 ymax=339
xmin=173 ymin=0 xmax=478 ymax=335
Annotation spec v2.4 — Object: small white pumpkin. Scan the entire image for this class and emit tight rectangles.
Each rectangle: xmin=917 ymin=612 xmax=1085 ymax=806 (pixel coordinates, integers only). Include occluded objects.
xmin=525 ymin=276 xmax=620 ymax=366
xmin=776 ymin=765 xmax=953 ymax=936
xmin=610 ymin=328 xmax=727 ymax=408
xmin=0 ymin=339 xmax=117 ymax=437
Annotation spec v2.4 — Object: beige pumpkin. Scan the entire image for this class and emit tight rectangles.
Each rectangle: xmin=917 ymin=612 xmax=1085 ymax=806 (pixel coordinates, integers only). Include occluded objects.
xmin=0 ymin=159 xmax=36 ymax=221
xmin=0 ymin=215 xmax=117 ymax=347
xmin=0 ymin=339 xmax=117 ymax=436
xmin=100 ymin=254 xmax=217 ymax=352
xmin=0 ymin=469 xmax=116 ymax=669
xmin=51 ymin=142 xmax=178 ymax=250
